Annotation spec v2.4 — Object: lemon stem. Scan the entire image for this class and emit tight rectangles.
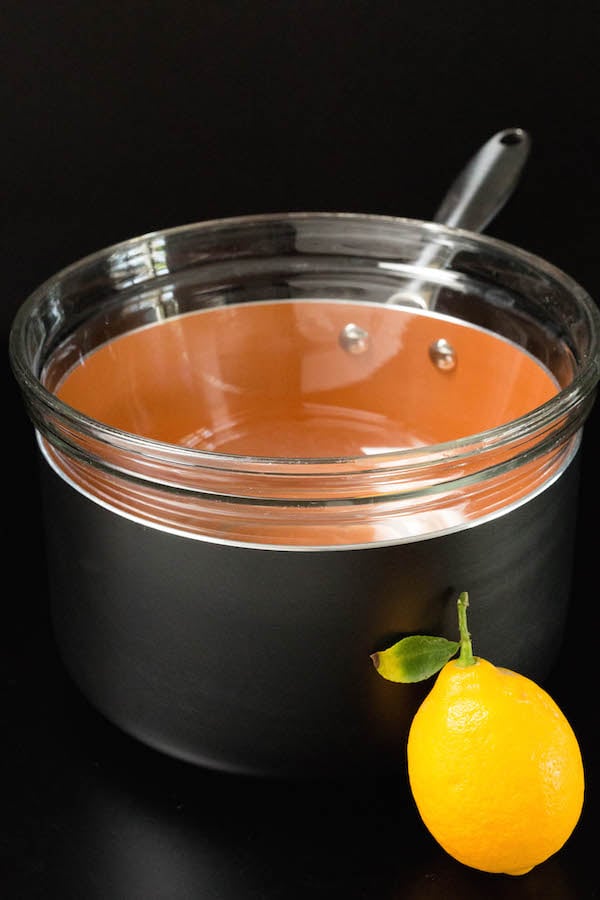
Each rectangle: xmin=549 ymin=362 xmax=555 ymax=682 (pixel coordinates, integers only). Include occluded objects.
xmin=456 ymin=591 xmax=475 ymax=667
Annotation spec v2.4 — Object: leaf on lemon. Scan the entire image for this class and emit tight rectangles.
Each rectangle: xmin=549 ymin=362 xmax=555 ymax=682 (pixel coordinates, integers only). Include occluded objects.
xmin=370 ymin=635 xmax=459 ymax=683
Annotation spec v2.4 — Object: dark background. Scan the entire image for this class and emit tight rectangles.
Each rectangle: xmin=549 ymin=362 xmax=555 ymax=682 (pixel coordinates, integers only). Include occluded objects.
xmin=2 ymin=2 xmax=599 ymax=898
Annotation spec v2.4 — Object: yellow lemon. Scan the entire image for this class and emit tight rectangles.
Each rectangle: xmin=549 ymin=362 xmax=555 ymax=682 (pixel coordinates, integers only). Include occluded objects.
xmin=372 ymin=592 xmax=585 ymax=876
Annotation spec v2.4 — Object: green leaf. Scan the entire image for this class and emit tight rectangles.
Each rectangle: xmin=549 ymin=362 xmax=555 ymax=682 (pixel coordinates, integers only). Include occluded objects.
xmin=370 ymin=635 xmax=459 ymax=683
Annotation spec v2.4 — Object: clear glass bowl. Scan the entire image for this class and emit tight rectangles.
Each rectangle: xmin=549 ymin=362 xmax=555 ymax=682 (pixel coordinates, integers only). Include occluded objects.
xmin=10 ymin=212 xmax=600 ymax=548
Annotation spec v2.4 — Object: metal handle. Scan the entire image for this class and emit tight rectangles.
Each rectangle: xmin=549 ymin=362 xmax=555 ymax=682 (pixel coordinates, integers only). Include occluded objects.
xmin=433 ymin=127 xmax=531 ymax=231
xmin=387 ymin=127 xmax=531 ymax=308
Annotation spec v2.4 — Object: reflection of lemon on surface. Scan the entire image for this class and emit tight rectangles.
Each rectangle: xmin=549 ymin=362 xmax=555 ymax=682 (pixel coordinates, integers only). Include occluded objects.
xmin=372 ymin=592 xmax=585 ymax=876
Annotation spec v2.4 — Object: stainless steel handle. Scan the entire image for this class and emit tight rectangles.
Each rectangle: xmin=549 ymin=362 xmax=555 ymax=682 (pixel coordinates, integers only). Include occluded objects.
xmin=433 ymin=127 xmax=531 ymax=231
xmin=387 ymin=127 xmax=531 ymax=308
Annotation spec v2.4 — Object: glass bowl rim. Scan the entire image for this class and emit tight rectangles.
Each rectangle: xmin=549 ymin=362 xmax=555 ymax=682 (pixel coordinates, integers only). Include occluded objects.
xmin=9 ymin=210 xmax=600 ymax=474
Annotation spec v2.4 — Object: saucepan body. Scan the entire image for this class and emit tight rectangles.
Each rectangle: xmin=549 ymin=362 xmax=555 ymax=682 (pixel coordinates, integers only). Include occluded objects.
xmin=9 ymin=213 xmax=600 ymax=776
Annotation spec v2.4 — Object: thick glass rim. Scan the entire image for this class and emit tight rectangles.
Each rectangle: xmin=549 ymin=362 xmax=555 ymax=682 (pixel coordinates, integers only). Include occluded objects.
xmin=9 ymin=211 xmax=600 ymax=478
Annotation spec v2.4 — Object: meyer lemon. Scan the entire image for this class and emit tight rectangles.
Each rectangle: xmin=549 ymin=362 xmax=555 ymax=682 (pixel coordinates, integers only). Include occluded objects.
xmin=371 ymin=592 xmax=585 ymax=876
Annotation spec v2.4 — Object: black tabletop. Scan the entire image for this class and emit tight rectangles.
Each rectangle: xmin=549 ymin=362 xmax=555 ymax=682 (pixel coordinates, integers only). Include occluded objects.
xmin=3 ymin=3 xmax=600 ymax=897
xmin=2 ymin=563 xmax=598 ymax=900
xmin=2 ymin=517 xmax=598 ymax=899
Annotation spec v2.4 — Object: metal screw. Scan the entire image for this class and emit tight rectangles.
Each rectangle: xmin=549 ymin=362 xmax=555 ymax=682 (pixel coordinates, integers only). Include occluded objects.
xmin=339 ymin=322 xmax=369 ymax=354
xmin=429 ymin=338 xmax=457 ymax=371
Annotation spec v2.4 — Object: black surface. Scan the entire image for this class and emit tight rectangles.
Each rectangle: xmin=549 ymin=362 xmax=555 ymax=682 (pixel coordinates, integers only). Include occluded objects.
xmin=2 ymin=3 xmax=599 ymax=897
